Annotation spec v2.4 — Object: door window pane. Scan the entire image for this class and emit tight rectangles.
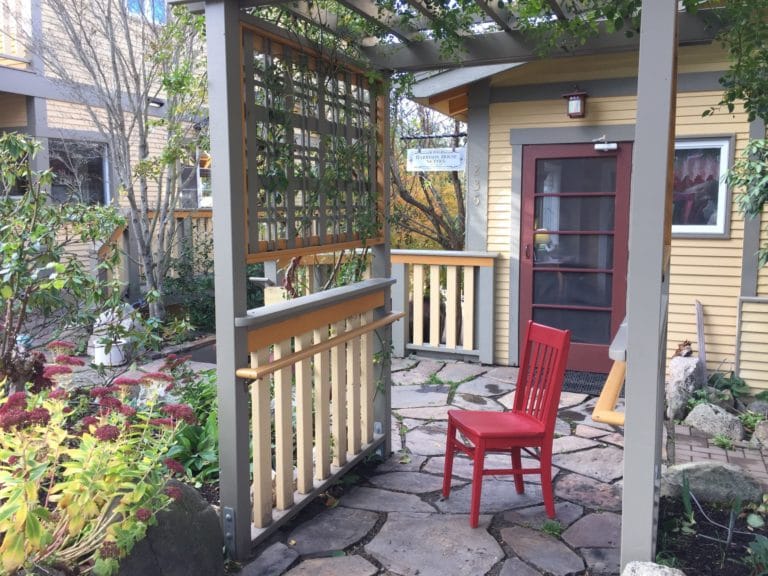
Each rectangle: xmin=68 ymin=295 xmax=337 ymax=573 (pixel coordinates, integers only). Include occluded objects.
xmin=533 ymin=234 xmax=614 ymax=270
xmin=533 ymin=308 xmax=611 ymax=344
xmin=534 ymin=271 xmax=612 ymax=307
xmin=49 ymin=139 xmax=107 ymax=205
xmin=535 ymin=196 xmax=615 ymax=232
xmin=536 ymin=157 xmax=617 ymax=194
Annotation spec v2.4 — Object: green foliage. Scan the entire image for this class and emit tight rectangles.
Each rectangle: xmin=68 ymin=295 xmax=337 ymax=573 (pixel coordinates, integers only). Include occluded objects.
xmin=655 ymin=550 xmax=680 ymax=568
xmin=164 ymin=236 xmax=216 ymax=332
xmin=728 ymin=139 xmax=768 ymax=267
xmin=713 ymin=434 xmax=734 ymax=450
xmin=681 ymin=473 xmax=697 ymax=534
xmin=709 ymin=370 xmax=751 ymax=398
xmin=167 ymin=369 xmax=220 ymax=486
xmin=747 ymin=535 xmax=768 ymax=576
xmin=741 ymin=411 xmax=766 ymax=436
xmin=540 ymin=519 xmax=563 ymax=538
xmin=0 ymin=379 xmax=193 ymax=574
xmin=0 ymin=133 xmax=125 ymax=387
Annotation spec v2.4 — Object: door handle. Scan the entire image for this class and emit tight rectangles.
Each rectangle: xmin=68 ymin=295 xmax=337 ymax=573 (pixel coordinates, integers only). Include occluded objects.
xmin=524 ymin=243 xmax=531 ymax=260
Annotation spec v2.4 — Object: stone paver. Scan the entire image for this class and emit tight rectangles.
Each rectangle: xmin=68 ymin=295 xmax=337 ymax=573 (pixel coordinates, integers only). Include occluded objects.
xmin=498 ymin=391 xmax=515 ymax=409
xmin=391 ymin=385 xmax=450 ymax=408
xmin=367 ymin=471 xmax=446 ymax=493
xmin=366 ymin=512 xmax=503 ymax=576
xmin=391 ymin=359 xmax=445 ymax=385
xmin=403 ymin=423 xmax=448 ymax=456
xmin=554 ymin=474 xmax=622 ymax=512
xmin=437 ymin=362 xmax=488 ymax=382
xmin=552 ymin=435 xmax=599 ymax=454
xmin=575 ymin=423 xmax=611 ymax=438
xmin=391 ymin=357 xmax=418 ymax=372
xmin=286 ymin=507 xmax=379 ymax=556
xmin=553 ymin=446 xmax=624 ymax=483
xmin=562 ymin=512 xmax=622 ymax=548
xmin=455 ymin=375 xmax=515 ymax=397
xmin=559 ymin=391 xmax=589 ymax=409
xmin=243 ymin=543 xmax=298 ymax=576
xmin=374 ymin=453 xmax=427 ymax=473
xmin=502 ymin=501 xmax=584 ymax=529
xmin=396 ymin=405 xmax=453 ymax=421
xmin=581 ymin=548 xmax=621 ymax=575
xmin=451 ymin=392 xmax=504 ymax=411
xmin=426 ymin=455 xmax=558 ymax=485
xmin=499 ymin=558 xmax=543 ymax=576
xmin=340 ymin=486 xmax=436 ymax=513
xmin=283 ymin=555 xmax=378 ymax=576
xmin=484 ymin=366 xmax=519 ymax=382
xmin=435 ymin=478 xmax=544 ymax=514
xmin=500 ymin=526 xmax=584 ymax=576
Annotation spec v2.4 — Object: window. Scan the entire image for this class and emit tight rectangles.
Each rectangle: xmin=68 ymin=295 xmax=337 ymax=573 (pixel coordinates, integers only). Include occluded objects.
xmin=672 ymin=138 xmax=731 ymax=238
xmin=127 ymin=0 xmax=166 ymax=24
xmin=48 ymin=139 xmax=109 ymax=205
xmin=180 ymin=151 xmax=211 ymax=209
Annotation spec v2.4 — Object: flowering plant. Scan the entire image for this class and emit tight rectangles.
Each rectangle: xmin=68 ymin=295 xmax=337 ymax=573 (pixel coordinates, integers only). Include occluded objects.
xmin=0 ymin=378 xmax=195 ymax=575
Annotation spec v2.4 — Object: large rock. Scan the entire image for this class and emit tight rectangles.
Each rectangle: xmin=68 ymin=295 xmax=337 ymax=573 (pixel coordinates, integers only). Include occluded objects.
xmin=661 ymin=461 xmax=763 ymax=504
xmin=119 ymin=480 xmax=224 ymax=576
xmin=748 ymin=400 xmax=768 ymax=418
xmin=622 ymin=561 xmax=686 ymax=576
xmin=683 ymin=403 xmax=743 ymax=442
xmin=753 ymin=420 xmax=768 ymax=447
xmin=665 ymin=356 xmax=704 ymax=420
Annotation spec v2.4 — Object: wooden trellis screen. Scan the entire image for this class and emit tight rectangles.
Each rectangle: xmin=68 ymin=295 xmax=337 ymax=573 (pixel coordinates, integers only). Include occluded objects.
xmin=240 ymin=21 xmax=385 ymax=262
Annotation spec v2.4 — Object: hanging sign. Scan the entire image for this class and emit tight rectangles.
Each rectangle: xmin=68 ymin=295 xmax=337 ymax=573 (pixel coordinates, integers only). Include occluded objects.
xmin=406 ymin=147 xmax=466 ymax=172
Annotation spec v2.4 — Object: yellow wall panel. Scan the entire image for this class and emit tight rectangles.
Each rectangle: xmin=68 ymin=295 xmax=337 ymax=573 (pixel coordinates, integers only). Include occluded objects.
xmin=0 ymin=93 xmax=27 ymax=127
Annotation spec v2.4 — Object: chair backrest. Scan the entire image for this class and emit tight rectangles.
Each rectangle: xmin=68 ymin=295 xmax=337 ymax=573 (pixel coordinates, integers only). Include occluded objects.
xmin=513 ymin=321 xmax=571 ymax=431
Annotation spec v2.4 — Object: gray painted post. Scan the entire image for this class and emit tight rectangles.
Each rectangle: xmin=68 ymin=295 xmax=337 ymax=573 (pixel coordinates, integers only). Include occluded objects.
xmin=508 ymin=144 xmax=523 ymax=366
xmin=391 ymin=261 xmax=408 ymax=357
xmin=621 ymin=0 xmax=678 ymax=567
xmin=741 ymin=119 xmax=766 ymax=298
xmin=372 ymin=82 xmax=393 ymax=456
xmin=478 ymin=264 xmax=495 ymax=364
xmin=205 ymin=0 xmax=251 ymax=560
xmin=466 ymin=80 xmax=490 ymax=252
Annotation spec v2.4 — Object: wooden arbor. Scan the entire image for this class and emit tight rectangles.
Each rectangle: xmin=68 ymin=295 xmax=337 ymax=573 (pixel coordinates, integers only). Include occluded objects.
xmin=202 ymin=0 xmax=690 ymax=566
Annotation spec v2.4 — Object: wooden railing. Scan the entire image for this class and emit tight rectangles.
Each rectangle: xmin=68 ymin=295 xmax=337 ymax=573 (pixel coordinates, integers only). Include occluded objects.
xmin=391 ymin=250 xmax=497 ymax=364
xmin=233 ymin=278 xmax=401 ymax=542
xmin=0 ymin=0 xmax=31 ymax=68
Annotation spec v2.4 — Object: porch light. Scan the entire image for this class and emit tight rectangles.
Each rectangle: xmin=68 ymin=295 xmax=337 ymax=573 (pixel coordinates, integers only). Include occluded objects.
xmin=563 ymin=89 xmax=587 ymax=118
xmin=147 ymin=97 xmax=165 ymax=108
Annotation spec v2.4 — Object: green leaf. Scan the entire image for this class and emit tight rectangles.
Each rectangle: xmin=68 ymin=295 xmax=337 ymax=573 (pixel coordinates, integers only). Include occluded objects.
xmin=25 ymin=509 xmax=43 ymax=547
xmin=748 ymin=513 xmax=766 ymax=529
xmin=0 ymin=284 xmax=12 ymax=299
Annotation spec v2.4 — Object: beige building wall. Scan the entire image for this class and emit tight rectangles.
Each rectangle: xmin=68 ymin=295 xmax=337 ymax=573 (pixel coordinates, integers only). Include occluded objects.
xmin=0 ymin=93 xmax=27 ymax=127
xmin=486 ymin=48 xmax=749 ymax=373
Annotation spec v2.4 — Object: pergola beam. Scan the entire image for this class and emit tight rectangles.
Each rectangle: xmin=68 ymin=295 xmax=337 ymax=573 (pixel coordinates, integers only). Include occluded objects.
xmin=362 ymin=10 xmax=719 ymax=71
xmin=280 ymin=1 xmax=367 ymax=44
xmin=547 ymin=0 xmax=569 ymax=20
xmin=475 ymin=0 xmax=516 ymax=33
xmin=336 ymin=0 xmax=418 ymax=43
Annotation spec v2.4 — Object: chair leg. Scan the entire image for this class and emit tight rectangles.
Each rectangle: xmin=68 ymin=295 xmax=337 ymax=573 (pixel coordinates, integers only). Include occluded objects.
xmin=540 ymin=444 xmax=555 ymax=518
xmin=511 ymin=448 xmax=524 ymax=495
xmin=442 ymin=419 xmax=456 ymax=498
xmin=469 ymin=442 xmax=485 ymax=528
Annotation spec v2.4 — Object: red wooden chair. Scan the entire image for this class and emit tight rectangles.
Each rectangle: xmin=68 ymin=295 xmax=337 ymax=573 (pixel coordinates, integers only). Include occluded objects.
xmin=442 ymin=321 xmax=571 ymax=527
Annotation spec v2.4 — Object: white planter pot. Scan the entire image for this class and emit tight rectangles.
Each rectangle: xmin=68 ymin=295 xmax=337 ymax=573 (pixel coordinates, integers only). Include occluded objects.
xmin=93 ymin=339 xmax=129 ymax=367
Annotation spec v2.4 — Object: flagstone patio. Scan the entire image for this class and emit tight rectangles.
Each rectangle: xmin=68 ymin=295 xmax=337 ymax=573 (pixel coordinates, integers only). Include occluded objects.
xmin=240 ymin=356 xmax=768 ymax=576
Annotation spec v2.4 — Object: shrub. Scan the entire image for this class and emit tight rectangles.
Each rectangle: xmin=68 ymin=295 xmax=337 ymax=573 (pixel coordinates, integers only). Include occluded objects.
xmin=0 ymin=376 xmax=195 ymax=575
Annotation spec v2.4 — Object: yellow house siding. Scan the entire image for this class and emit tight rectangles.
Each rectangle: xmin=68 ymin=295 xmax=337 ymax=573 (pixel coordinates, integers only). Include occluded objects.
xmin=758 ymin=208 xmax=768 ymax=295
xmin=0 ymin=93 xmax=27 ymax=127
xmin=488 ymin=87 xmax=749 ymax=369
xmin=738 ymin=301 xmax=768 ymax=391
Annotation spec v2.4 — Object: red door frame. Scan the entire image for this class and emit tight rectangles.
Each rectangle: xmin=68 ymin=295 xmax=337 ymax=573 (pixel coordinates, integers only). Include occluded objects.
xmin=519 ymin=143 xmax=632 ymax=373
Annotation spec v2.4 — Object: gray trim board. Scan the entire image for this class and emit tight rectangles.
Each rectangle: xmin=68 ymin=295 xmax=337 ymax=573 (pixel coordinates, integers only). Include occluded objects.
xmin=466 ymin=80 xmax=490 ymax=252
xmin=510 ymin=125 xmax=636 ymax=146
xmin=741 ymin=119 xmax=766 ymax=298
xmin=491 ymin=71 xmax=723 ymax=104
xmin=30 ymin=0 xmax=43 ymax=73
xmin=621 ymin=0 xmax=678 ymax=567
xmin=26 ymin=96 xmax=49 ymax=173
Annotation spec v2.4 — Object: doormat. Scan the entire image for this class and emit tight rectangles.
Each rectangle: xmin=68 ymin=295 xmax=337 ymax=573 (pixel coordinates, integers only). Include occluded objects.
xmin=562 ymin=370 xmax=618 ymax=397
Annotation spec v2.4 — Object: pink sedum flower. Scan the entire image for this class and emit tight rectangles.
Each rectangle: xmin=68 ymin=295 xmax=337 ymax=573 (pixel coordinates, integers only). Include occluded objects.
xmin=163 ymin=458 xmax=185 ymax=475
xmin=94 ymin=424 xmax=120 ymax=442
xmin=54 ymin=354 xmax=86 ymax=366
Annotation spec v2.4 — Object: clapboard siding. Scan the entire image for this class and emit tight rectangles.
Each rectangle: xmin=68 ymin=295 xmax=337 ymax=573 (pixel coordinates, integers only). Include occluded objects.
xmin=738 ymin=301 xmax=768 ymax=391
xmin=487 ymin=52 xmax=749 ymax=368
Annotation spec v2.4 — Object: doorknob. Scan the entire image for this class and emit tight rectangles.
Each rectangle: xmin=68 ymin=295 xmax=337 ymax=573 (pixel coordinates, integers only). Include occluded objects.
xmin=524 ymin=244 xmax=531 ymax=259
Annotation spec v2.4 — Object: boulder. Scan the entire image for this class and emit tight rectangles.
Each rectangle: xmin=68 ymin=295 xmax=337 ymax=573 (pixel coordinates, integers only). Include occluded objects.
xmin=703 ymin=387 xmax=734 ymax=411
xmin=753 ymin=421 xmax=768 ymax=447
xmin=622 ymin=561 xmax=686 ymax=576
xmin=119 ymin=480 xmax=224 ymax=576
xmin=665 ymin=357 xmax=704 ymax=420
xmin=748 ymin=400 xmax=768 ymax=418
xmin=661 ymin=461 xmax=763 ymax=504
xmin=683 ymin=403 xmax=743 ymax=442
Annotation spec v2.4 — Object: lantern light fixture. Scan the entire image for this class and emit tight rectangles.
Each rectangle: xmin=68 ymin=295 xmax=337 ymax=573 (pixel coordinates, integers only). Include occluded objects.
xmin=562 ymin=89 xmax=587 ymax=118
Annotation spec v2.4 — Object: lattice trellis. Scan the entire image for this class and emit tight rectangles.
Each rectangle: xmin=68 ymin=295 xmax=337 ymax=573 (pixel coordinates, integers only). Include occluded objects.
xmin=240 ymin=23 xmax=384 ymax=262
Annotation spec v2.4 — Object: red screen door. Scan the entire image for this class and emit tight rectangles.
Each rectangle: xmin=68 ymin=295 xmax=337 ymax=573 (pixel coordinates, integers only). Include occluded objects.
xmin=519 ymin=143 xmax=632 ymax=373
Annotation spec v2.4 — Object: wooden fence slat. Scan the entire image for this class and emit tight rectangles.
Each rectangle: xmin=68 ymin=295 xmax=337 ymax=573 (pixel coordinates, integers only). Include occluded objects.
xmin=313 ymin=328 xmax=331 ymax=480
xmin=446 ymin=266 xmax=458 ymax=349
xmin=413 ymin=265 xmax=424 ymax=345
xmin=295 ymin=332 xmax=313 ymax=493
xmin=346 ymin=315 xmax=362 ymax=454
xmin=274 ymin=339 xmax=294 ymax=510
xmin=463 ymin=266 xmax=475 ymax=351
xmin=331 ymin=321 xmax=347 ymax=466
xmin=361 ymin=310 xmax=374 ymax=444
xmin=250 ymin=348 xmax=272 ymax=528
xmin=430 ymin=265 xmax=441 ymax=347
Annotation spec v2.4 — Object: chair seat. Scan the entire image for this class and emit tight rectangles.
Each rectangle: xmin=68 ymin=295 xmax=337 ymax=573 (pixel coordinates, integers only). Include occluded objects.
xmin=449 ymin=409 xmax=545 ymax=440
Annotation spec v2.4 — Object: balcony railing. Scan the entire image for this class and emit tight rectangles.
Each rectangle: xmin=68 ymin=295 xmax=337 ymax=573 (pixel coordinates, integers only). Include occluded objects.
xmin=233 ymin=278 xmax=401 ymax=543
xmin=391 ymin=250 xmax=497 ymax=364
xmin=0 ymin=0 xmax=31 ymax=68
